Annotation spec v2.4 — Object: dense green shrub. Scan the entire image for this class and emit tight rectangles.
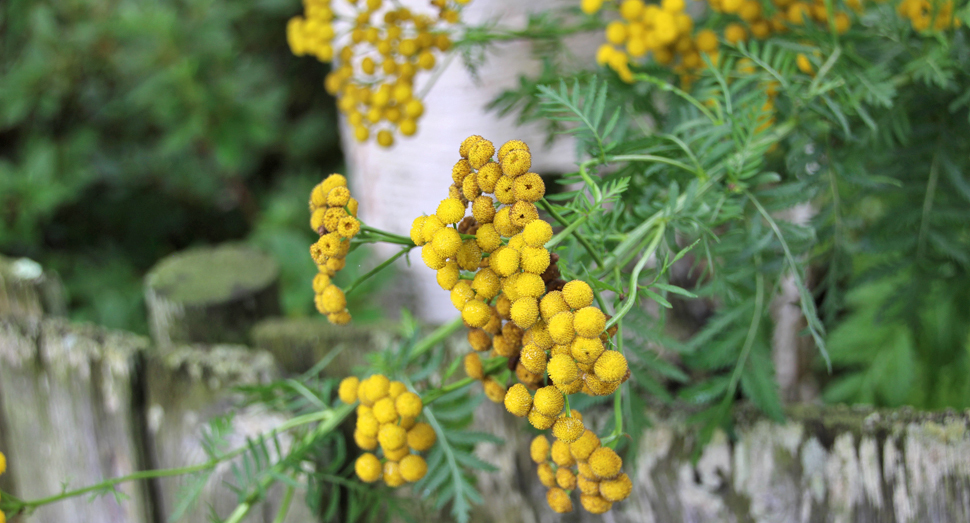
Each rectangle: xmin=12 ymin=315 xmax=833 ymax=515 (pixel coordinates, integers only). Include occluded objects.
xmin=0 ymin=0 xmax=341 ymax=331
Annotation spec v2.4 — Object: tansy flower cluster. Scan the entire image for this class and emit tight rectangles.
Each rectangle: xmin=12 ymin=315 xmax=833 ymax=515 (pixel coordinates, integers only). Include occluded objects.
xmin=287 ymin=0 xmax=471 ymax=147
xmin=896 ymin=0 xmax=960 ymax=30
xmin=582 ymin=0 xmax=859 ymax=87
xmin=409 ymin=135 xmax=632 ymax=513
xmin=309 ymin=174 xmax=360 ymax=325
xmin=530 ymin=428 xmax=633 ymax=513
xmin=338 ymin=375 xmax=435 ymax=486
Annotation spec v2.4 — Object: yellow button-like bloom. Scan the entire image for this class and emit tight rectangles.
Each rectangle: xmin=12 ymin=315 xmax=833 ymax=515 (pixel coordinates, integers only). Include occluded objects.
xmin=574 ymin=306 xmax=607 ymax=338
xmin=407 ymin=422 xmax=437 ymax=451
xmin=504 ymin=383 xmax=533 ymax=417
xmin=462 ymin=299 xmax=492 ymax=328
xmin=589 ymin=447 xmax=623 ymax=479
xmin=562 ymin=280 xmax=594 ymax=309
xmin=530 ymin=435 xmax=551 ymax=463
xmin=378 ymin=423 xmax=408 ymax=451
xmin=547 ymin=486 xmax=574 ymax=513
xmin=400 ymin=454 xmax=428 ymax=482
xmin=600 ymin=473 xmax=633 ymax=502
xmin=570 ymin=429 xmax=601 ymax=461
xmin=580 ymin=493 xmax=613 ymax=514
xmin=355 ymin=453 xmax=383 ymax=482
xmin=373 ymin=397 xmax=399 ymax=424
xmin=594 ymin=350 xmax=629 ymax=383
xmin=395 ymin=391 xmax=423 ymax=418
xmin=338 ymin=376 xmax=360 ymax=404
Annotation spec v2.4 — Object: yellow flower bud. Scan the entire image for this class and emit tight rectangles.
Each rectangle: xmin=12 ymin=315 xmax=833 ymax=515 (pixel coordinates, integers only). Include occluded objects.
xmin=537 ymin=462 xmax=557 ymax=488
xmin=513 ymin=172 xmax=545 ymax=202
xmin=320 ymin=285 xmax=347 ymax=314
xmin=437 ymin=260 xmax=460 ymax=290
xmin=599 ymin=473 xmax=632 ymax=502
xmin=383 ymin=460 xmax=406 ymax=487
xmin=378 ymin=422 xmax=407 ymax=451
xmin=580 ymin=493 xmax=613 ymax=514
xmin=464 ymin=352 xmax=484 ymax=379
xmin=553 ymin=415 xmax=585 ymax=443
xmin=437 ymin=198 xmax=466 ymax=224
xmin=388 ymin=381 xmax=407 ymax=399
xmin=594 ymin=350 xmax=628 ymax=383
xmin=589 ymin=447 xmax=623 ymax=479
xmin=571 ymin=429 xmax=601 ymax=461
xmin=504 ymin=383 xmax=533 ymax=417
xmin=361 ymin=374 xmax=391 ymax=404
xmin=520 ymin=343 xmax=548 ymax=374
xmin=511 ymin=296 xmax=540 ymax=329
xmin=494 ymin=175 xmax=516 ymax=205
xmin=475 ymin=223 xmax=502 ymax=252
xmin=577 ymin=473 xmax=600 ymax=495
xmin=421 ymin=243 xmax=447 ymax=270
xmin=510 ymin=201 xmax=539 ymax=227
xmin=501 ymin=149 xmax=532 ymax=177
xmin=530 ymin=435 xmax=551 ymax=463
xmin=373 ymin=397 xmax=398 ymax=424
xmin=395 ymin=391 xmax=422 ymax=419
xmin=497 ymin=139 xmax=529 ymax=161
xmin=483 ymin=377 xmax=507 ymax=403
xmin=354 ymin=429 xmax=378 ymax=450
xmin=515 ymin=272 xmax=546 ymax=299
xmin=491 ymin=247 xmax=521 ymax=277
xmin=547 ymin=311 xmax=576 ymax=345
xmin=400 ymin=454 xmax=428 ymax=482
xmin=431 ymin=227 xmax=462 ymax=258
xmin=471 ymin=268 xmax=501 ymax=299
xmin=472 ymin=195 xmax=496 ymax=224
xmin=338 ymin=376 xmax=359 ymax=404
xmin=468 ymin=328 xmax=492 ymax=352
xmin=355 ymin=453 xmax=382 ymax=482
xmin=410 ymin=216 xmax=427 ymax=245
xmin=533 ymin=385 xmax=564 ymax=417
xmin=468 ymin=138 xmax=495 ymax=169
xmin=520 ymin=246 xmax=550 ymax=275
xmin=571 ymin=337 xmax=605 ymax=364
xmin=548 ymin=353 xmax=579 ymax=386
xmin=547 ymin=487 xmax=574 ymax=513
xmin=540 ymin=291 xmax=569 ymax=322
xmin=529 ymin=408 xmax=556 ymax=429
xmin=407 ymin=422 xmax=437 ymax=451
xmin=462 ymin=299 xmax=492 ymax=328
xmin=493 ymin=206 xmax=521 ymax=237
xmin=477 ymin=162 xmax=503 ymax=193
xmin=456 ymin=239 xmax=483 ymax=271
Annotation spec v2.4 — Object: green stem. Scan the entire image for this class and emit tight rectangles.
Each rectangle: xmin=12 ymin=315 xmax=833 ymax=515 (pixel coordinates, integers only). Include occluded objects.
xmin=607 ymin=154 xmax=704 ymax=179
xmin=410 ymin=316 xmax=465 ymax=359
xmin=605 ymin=223 xmax=666 ymax=330
xmin=345 ymin=246 xmax=413 ymax=296
xmin=359 ymin=224 xmax=415 ymax=245
xmin=272 ymin=483 xmax=296 ymax=523
xmin=421 ymin=358 xmax=506 ymax=405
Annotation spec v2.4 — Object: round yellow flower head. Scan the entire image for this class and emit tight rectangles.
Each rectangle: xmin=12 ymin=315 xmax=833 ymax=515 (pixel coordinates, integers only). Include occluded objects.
xmin=407 ymin=422 xmax=437 ymax=451
xmin=464 ymin=352 xmax=484 ymax=379
xmin=491 ymin=247 xmax=521 ymax=277
xmin=577 ymin=473 xmax=600 ymax=495
xmin=483 ymin=377 xmax=507 ymax=403
xmin=520 ymin=246 xmax=551 ymax=275
xmin=383 ymin=460 xmax=406 ymax=487
xmin=510 ymin=201 xmax=539 ymax=227
xmin=388 ymin=380 xmax=407 ymax=399
xmin=520 ymin=343 xmax=548 ymax=374
xmin=357 ymin=411 xmax=380 ymax=438
xmin=540 ymin=291 xmax=569 ymax=321
xmin=497 ymin=139 xmax=530 ymax=161
xmin=547 ymin=353 xmax=579 ymax=386
xmin=553 ymin=415 xmax=585 ymax=443
xmin=378 ymin=423 xmax=408 ymax=451
xmin=580 ymin=493 xmax=613 ymax=514
xmin=533 ymin=386 xmax=565 ymax=417
xmin=337 ymin=216 xmax=360 ymax=238
xmin=547 ymin=487 xmax=574 ymax=513
xmin=492 ymin=334 xmax=516 ymax=358
xmin=557 ymin=468 xmax=578 ymax=491
xmin=458 ymin=134 xmax=484 ymax=158
xmin=594 ymin=350 xmax=629 ymax=383
xmin=574 ymin=306 xmax=607 ymax=338
xmin=361 ymin=374 xmax=391 ymax=405
xmin=551 ymin=439 xmax=576 ymax=467
xmin=467 ymin=328 xmax=492 ymax=352
xmin=507 ymin=233 xmax=526 ymax=252
xmin=452 ymin=159 xmax=472 ymax=184
xmin=400 ymin=454 xmax=428 ymax=482
xmin=513 ymin=173 xmax=545 ymax=202
xmin=395 ymin=391 xmax=423 ymax=418
xmin=373 ymin=397 xmax=398 ymax=424
xmin=511 ymin=296 xmax=540 ymax=329
xmin=562 ymin=280 xmax=594 ymax=310
xmin=530 ymin=435 xmax=551 ymax=463
xmin=471 ymin=268 xmax=501 ymax=299
xmin=338 ymin=376 xmax=359 ymax=404
xmin=537 ymin=462 xmax=557 ymax=488
xmin=504 ymin=383 xmax=533 ymax=417
xmin=462 ymin=299 xmax=492 ymax=328
xmin=589 ymin=447 xmax=623 ymax=479
xmin=456 ymin=239 xmax=482 ymax=271
xmin=493 ymin=207 xmax=520 ymax=237
xmin=449 ymin=280 xmax=474 ymax=310
xmin=494 ymin=175 xmax=516 ymax=205
xmin=437 ymin=260 xmax=460 ymax=290
xmin=529 ymin=408 xmax=557 ymax=430
xmin=469 ymin=161 xmax=499 ymax=193
xmin=410 ymin=216 xmax=427 ymax=245
xmin=523 ymin=220 xmax=553 ymax=248
xmin=312 ymin=271 xmax=331 ymax=294
xmin=571 ymin=336 xmax=605 ymax=364
xmin=462 ymin=173 xmax=481 ymax=200
xmin=570 ymin=429 xmax=601 ymax=461
xmin=584 ymin=373 xmax=621 ymax=396
xmin=516 ymin=272 xmax=546 ymax=299
xmin=421 ymin=215 xmax=445 ymax=243
xmin=547 ymin=311 xmax=576 ymax=345
xmin=354 ymin=429 xmax=378 ymax=451
xmin=327 ymin=186 xmax=351 ymax=208
xmin=475 ymin=222 xmax=502 ymax=252
xmin=421 ymin=243 xmax=447 ymax=270
xmin=353 ymin=454 xmax=384 ymax=486
xmin=431 ymin=227 xmax=462 ymax=258
xmin=516 ymin=361 xmax=544 ymax=387
xmin=472 ymin=195 xmax=496 ymax=224
xmin=320 ymin=285 xmax=347 ymax=314
xmin=501 ymin=148 xmax=532 ymax=177
xmin=527 ymin=320 xmax=555 ymax=350
xmin=437 ymin=198 xmax=466 ymax=224
xmin=600 ymin=473 xmax=633 ymax=502
xmin=468 ymin=138 xmax=496 ymax=169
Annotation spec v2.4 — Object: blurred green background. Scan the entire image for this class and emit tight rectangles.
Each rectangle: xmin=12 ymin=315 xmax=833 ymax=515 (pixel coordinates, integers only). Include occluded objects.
xmin=0 ymin=0 xmax=346 ymax=333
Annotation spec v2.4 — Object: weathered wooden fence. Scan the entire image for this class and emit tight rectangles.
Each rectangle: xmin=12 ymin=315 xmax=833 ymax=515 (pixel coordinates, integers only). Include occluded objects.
xmin=4 ymin=251 xmax=970 ymax=523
